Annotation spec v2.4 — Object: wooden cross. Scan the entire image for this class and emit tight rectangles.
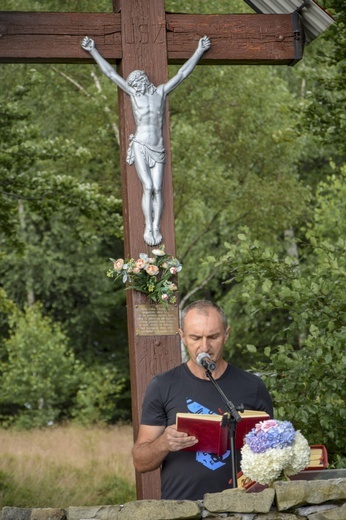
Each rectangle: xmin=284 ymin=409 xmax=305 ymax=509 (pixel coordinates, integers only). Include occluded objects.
xmin=0 ymin=1 xmax=304 ymax=499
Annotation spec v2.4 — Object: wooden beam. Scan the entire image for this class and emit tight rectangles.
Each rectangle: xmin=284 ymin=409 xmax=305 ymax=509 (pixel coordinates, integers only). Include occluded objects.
xmin=0 ymin=12 xmax=303 ymax=65
xmin=166 ymin=13 xmax=303 ymax=65
xmin=115 ymin=0 xmax=181 ymax=500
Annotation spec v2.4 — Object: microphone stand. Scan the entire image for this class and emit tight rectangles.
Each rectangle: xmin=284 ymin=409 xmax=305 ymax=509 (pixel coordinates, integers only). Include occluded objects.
xmin=204 ymin=368 xmax=243 ymax=488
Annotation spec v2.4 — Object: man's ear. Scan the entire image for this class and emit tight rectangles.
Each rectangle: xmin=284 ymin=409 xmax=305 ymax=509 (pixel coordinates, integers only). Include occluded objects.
xmin=224 ymin=325 xmax=231 ymax=342
xmin=178 ymin=328 xmax=185 ymax=343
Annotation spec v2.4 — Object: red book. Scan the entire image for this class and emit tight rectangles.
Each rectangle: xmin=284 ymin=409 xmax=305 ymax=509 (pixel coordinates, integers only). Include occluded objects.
xmin=176 ymin=410 xmax=270 ymax=456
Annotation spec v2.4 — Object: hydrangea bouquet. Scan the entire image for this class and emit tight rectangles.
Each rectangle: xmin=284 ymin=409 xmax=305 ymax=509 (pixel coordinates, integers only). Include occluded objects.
xmin=240 ymin=419 xmax=311 ymax=486
xmin=107 ymin=246 xmax=182 ymax=307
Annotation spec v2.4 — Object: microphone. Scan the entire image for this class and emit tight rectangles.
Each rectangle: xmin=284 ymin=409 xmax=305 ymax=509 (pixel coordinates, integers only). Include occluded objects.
xmin=196 ymin=352 xmax=216 ymax=372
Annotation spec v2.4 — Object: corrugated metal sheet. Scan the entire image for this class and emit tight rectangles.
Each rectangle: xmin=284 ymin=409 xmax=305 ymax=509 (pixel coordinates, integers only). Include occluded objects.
xmin=243 ymin=0 xmax=334 ymax=44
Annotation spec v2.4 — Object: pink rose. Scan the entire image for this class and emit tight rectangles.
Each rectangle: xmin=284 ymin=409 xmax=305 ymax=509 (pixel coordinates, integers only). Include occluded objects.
xmin=169 ymin=267 xmax=178 ymax=274
xmin=135 ymin=259 xmax=147 ymax=269
xmin=145 ymin=264 xmax=159 ymax=276
xmin=161 ymin=294 xmax=169 ymax=301
xmin=113 ymin=259 xmax=124 ymax=271
xmin=255 ymin=420 xmax=277 ymax=433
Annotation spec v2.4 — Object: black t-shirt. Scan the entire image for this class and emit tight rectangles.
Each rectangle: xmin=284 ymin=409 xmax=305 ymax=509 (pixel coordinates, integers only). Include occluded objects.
xmin=140 ymin=362 xmax=273 ymax=500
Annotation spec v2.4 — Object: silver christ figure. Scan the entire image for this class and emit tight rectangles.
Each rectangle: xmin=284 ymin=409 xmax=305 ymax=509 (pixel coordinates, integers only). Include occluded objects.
xmin=81 ymin=35 xmax=211 ymax=246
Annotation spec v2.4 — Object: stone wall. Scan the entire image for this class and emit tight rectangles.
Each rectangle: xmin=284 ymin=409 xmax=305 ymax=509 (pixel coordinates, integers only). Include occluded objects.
xmin=2 ymin=478 xmax=345 ymax=520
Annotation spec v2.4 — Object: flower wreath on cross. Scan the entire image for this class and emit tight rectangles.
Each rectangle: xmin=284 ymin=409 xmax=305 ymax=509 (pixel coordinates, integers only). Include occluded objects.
xmin=107 ymin=246 xmax=182 ymax=308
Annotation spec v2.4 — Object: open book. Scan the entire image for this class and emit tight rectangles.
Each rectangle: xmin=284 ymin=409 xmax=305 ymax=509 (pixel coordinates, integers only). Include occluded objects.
xmin=176 ymin=410 xmax=270 ymax=456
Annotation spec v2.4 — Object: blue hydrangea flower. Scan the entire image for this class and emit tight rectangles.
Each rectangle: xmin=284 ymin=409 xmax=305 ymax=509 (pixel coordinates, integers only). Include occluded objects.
xmin=245 ymin=420 xmax=296 ymax=453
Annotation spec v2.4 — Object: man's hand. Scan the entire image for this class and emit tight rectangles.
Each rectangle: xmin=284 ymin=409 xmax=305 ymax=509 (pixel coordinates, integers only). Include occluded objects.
xmin=199 ymin=36 xmax=211 ymax=53
xmin=164 ymin=424 xmax=199 ymax=452
xmin=81 ymin=36 xmax=95 ymax=52
xmin=132 ymin=423 xmax=199 ymax=473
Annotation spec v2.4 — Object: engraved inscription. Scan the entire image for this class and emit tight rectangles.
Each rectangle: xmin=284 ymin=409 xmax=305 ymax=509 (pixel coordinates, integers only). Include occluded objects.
xmin=135 ymin=304 xmax=178 ymax=336
xmin=139 ymin=24 xmax=149 ymax=44
xmin=124 ymin=23 xmax=135 ymax=44
xmin=124 ymin=23 xmax=165 ymax=44
xmin=153 ymin=24 xmax=165 ymax=44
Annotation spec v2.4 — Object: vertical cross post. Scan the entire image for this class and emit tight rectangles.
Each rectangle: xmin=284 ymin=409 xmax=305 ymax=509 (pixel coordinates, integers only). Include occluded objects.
xmin=114 ymin=0 xmax=181 ymax=499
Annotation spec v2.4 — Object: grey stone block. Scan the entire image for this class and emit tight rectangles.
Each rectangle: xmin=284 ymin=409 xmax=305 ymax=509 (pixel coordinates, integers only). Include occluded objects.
xmin=2 ymin=508 xmax=31 ymax=520
xmin=203 ymin=488 xmax=275 ymax=514
xmin=30 ymin=509 xmax=66 ymax=520
xmin=274 ymin=479 xmax=346 ymax=511
xmin=67 ymin=506 xmax=121 ymax=520
xmin=252 ymin=513 xmax=299 ymax=520
xmin=118 ymin=500 xmax=200 ymax=520
xmin=308 ymin=503 xmax=346 ymax=520
xmin=297 ymin=504 xmax=338 ymax=516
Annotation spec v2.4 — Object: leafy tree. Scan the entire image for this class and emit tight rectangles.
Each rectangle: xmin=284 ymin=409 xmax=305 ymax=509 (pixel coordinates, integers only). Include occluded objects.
xmin=0 ymin=76 xmax=122 ymax=247
xmin=72 ymin=365 xmax=130 ymax=425
xmin=0 ymin=70 xmax=125 ymax=358
xmin=171 ymin=62 xmax=310 ymax=304
xmin=208 ymin=169 xmax=346 ymax=466
xmin=0 ymin=302 xmax=130 ymax=428
xmin=0 ymin=51 xmax=129 ymax=422
xmin=0 ymin=303 xmax=81 ymax=428
xmin=299 ymin=0 xmax=346 ymax=155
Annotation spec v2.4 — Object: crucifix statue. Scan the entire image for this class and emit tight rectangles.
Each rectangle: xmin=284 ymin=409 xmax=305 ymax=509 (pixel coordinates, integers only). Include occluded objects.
xmin=81 ymin=35 xmax=211 ymax=246
xmin=0 ymin=0 xmax=332 ymax=499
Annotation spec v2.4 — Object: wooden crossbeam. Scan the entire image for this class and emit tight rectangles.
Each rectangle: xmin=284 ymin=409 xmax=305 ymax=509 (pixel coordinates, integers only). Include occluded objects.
xmin=0 ymin=12 xmax=303 ymax=65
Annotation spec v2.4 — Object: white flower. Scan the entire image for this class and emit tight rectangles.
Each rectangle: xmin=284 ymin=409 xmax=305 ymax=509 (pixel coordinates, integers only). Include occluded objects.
xmin=152 ymin=248 xmax=165 ymax=256
xmin=284 ymin=431 xmax=311 ymax=475
xmin=241 ymin=444 xmax=293 ymax=485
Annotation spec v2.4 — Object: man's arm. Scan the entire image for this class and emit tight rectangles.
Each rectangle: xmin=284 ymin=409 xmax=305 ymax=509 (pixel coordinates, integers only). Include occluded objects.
xmin=81 ymin=36 xmax=131 ymax=94
xmin=132 ymin=424 xmax=198 ymax=473
xmin=162 ymin=36 xmax=211 ymax=95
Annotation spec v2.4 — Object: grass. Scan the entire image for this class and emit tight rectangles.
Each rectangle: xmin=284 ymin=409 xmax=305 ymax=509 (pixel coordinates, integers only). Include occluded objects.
xmin=0 ymin=424 xmax=136 ymax=508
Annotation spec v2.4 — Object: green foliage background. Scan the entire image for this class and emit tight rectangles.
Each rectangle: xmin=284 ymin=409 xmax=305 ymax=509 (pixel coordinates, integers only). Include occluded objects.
xmin=0 ymin=0 xmax=345 ymax=467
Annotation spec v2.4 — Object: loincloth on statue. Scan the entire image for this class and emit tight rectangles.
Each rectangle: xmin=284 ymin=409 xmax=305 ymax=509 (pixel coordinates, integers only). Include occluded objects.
xmin=126 ymin=134 xmax=165 ymax=168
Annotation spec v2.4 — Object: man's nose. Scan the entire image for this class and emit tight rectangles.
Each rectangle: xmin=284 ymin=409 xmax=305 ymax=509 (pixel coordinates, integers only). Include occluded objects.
xmin=200 ymin=337 xmax=209 ymax=352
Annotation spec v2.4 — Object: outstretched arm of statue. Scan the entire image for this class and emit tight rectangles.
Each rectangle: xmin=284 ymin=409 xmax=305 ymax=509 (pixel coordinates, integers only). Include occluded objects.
xmin=81 ymin=36 xmax=131 ymax=94
xmin=163 ymin=36 xmax=211 ymax=95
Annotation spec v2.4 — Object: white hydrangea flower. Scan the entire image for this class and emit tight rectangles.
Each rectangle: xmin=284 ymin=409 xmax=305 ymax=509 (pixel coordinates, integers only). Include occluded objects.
xmin=241 ymin=444 xmax=292 ymax=484
xmin=284 ymin=431 xmax=311 ymax=475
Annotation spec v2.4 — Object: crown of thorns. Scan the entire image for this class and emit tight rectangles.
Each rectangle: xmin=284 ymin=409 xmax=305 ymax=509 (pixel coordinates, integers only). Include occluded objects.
xmin=126 ymin=70 xmax=147 ymax=86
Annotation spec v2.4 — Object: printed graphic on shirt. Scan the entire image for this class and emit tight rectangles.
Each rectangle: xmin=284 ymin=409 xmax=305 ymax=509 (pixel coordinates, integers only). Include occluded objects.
xmin=186 ymin=398 xmax=231 ymax=471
